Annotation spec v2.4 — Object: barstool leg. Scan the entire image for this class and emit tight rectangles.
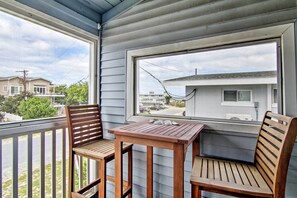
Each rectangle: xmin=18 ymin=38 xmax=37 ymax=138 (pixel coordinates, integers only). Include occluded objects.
xmin=128 ymin=148 xmax=133 ymax=198
xmin=191 ymin=185 xmax=201 ymax=198
xmin=69 ymin=151 xmax=75 ymax=198
xmin=99 ymin=160 xmax=106 ymax=198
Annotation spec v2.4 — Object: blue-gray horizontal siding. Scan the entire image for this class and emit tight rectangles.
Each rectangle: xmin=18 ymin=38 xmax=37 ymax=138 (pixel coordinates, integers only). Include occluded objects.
xmin=100 ymin=0 xmax=297 ymax=197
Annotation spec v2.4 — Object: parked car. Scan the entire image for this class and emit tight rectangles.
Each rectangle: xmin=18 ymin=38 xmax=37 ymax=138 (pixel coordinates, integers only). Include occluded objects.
xmin=139 ymin=106 xmax=150 ymax=113
xmin=150 ymin=106 xmax=160 ymax=111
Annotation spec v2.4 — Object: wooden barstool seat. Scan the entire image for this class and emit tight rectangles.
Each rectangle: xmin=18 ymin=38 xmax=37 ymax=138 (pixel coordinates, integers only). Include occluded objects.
xmin=66 ymin=104 xmax=133 ymax=198
xmin=192 ymin=157 xmax=272 ymax=197
xmin=191 ymin=111 xmax=297 ymax=198
xmin=73 ymin=139 xmax=132 ymax=160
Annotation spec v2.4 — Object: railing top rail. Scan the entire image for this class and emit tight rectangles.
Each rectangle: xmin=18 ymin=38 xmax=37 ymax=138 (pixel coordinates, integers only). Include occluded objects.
xmin=0 ymin=116 xmax=67 ymax=138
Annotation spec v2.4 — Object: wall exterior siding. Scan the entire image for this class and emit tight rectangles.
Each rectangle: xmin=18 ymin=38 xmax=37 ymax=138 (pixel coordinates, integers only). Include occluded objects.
xmin=186 ymin=85 xmax=270 ymax=121
xmin=101 ymin=0 xmax=297 ymax=197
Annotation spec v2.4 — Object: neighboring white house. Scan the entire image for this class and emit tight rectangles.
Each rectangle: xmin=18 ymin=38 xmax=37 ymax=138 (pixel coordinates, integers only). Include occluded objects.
xmin=139 ymin=91 xmax=165 ymax=106
xmin=164 ymin=71 xmax=278 ymax=121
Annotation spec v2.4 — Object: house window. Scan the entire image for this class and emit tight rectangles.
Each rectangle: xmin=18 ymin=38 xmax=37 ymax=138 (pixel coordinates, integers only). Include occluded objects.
xmin=34 ymin=86 xmax=46 ymax=95
xmin=224 ymin=91 xmax=237 ymax=102
xmin=224 ymin=90 xmax=252 ymax=102
xmin=3 ymin=86 xmax=7 ymax=92
xmin=10 ymin=86 xmax=23 ymax=95
xmin=131 ymin=39 xmax=280 ymax=122
xmin=238 ymin=91 xmax=251 ymax=102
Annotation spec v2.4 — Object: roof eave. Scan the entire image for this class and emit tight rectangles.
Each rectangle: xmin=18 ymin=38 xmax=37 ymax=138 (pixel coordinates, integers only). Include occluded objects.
xmin=164 ymin=77 xmax=277 ymax=86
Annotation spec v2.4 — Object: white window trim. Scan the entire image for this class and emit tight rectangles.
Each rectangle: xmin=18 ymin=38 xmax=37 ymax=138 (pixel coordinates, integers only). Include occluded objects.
xmin=126 ymin=23 xmax=296 ymax=132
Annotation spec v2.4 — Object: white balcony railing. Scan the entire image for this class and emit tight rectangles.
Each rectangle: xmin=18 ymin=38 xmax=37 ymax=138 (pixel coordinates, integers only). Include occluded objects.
xmin=0 ymin=117 xmax=90 ymax=197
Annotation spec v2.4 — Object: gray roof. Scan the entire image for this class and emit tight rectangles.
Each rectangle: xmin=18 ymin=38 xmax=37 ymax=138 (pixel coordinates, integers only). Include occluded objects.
xmin=164 ymin=71 xmax=277 ymax=83
xmin=0 ymin=76 xmax=52 ymax=82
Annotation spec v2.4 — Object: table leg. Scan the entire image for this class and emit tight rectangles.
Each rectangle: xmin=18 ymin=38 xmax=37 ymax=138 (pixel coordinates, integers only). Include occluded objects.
xmin=174 ymin=144 xmax=184 ymax=198
xmin=192 ymin=134 xmax=201 ymax=198
xmin=147 ymin=146 xmax=153 ymax=198
xmin=115 ymin=137 xmax=123 ymax=198
xmin=128 ymin=149 xmax=133 ymax=198
xmin=192 ymin=134 xmax=201 ymax=166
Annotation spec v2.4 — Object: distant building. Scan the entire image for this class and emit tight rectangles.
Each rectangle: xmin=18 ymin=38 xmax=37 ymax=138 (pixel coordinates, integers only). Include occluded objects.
xmin=164 ymin=71 xmax=278 ymax=121
xmin=0 ymin=76 xmax=64 ymax=99
xmin=139 ymin=91 xmax=165 ymax=106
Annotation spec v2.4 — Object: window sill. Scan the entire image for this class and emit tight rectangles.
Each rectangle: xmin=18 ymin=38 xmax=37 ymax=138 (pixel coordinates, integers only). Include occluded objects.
xmin=221 ymin=102 xmax=254 ymax=107
xmin=127 ymin=114 xmax=297 ymax=142
xmin=127 ymin=114 xmax=260 ymax=135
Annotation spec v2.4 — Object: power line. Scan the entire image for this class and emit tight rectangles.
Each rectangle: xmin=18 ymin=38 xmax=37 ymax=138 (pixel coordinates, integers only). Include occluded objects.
xmin=142 ymin=60 xmax=180 ymax=72
xmin=140 ymin=66 xmax=196 ymax=101
xmin=76 ymin=75 xmax=89 ymax=84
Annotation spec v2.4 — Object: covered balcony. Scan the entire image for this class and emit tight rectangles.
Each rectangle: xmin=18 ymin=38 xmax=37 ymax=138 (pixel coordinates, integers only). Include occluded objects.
xmin=0 ymin=0 xmax=297 ymax=197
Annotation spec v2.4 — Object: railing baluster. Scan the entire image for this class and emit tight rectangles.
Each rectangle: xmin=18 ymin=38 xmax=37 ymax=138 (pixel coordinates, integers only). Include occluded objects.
xmin=0 ymin=119 xmax=68 ymax=197
xmin=87 ymin=159 xmax=90 ymax=184
xmin=79 ymin=156 xmax=83 ymax=189
xmin=0 ymin=138 xmax=2 ymax=197
xmin=27 ymin=134 xmax=33 ymax=198
xmin=52 ymin=130 xmax=56 ymax=197
xmin=40 ymin=132 xmax=45 ymax=198
xmin=62 ymin=128 xmax=66 ymax=198
xmin=12 ymin=137 xmax=18 ymax=198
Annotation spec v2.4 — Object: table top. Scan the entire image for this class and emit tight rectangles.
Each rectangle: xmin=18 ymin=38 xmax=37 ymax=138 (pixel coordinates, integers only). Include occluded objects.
xmin=108 ymin=120 xmax=204 ymax=144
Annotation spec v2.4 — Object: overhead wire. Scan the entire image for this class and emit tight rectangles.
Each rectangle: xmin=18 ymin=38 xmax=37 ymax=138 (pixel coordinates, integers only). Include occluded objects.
xmin=140 ymin=66 xmax=196 ymax=101
xmin=142 ymin=60 xmax=180 ymax=72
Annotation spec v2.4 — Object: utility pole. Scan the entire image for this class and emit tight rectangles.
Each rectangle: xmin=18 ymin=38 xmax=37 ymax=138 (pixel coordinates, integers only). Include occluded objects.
xmin=16 ymin=70 xmax=29 ymax=100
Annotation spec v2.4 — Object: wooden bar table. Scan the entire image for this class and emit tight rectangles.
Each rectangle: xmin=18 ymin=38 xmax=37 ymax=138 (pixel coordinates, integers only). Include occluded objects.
xmin=109 ymin=120 xmax=204 ymax=198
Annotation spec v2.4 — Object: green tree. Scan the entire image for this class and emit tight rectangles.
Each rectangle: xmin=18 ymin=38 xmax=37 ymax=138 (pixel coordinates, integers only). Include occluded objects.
xmin=165 ymin=95 xmax=171 ymax=105
xmin=53 ymin=85 xmax=67 ymax=104
xmin=0 ymin=95 xmax=5 ymax=104
xmin=0 ymin=93 xmax=33 ymax=115
xmin=65 ymin=82 xmax=88 ymax=105
xmin=18 ymin=97 xmax=57 ymax=119
xmin=0 ymin=95 xmax=23 ymax=114
xmin=54 ymin=85 xmax=67 ymax=94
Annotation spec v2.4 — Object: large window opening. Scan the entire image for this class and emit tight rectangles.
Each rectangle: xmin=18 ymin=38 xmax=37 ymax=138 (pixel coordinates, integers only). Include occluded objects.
xmin=136 ymin=40 xmax=280 ymax=122
xmin=0 ymin=11 xmax=92 ymax=123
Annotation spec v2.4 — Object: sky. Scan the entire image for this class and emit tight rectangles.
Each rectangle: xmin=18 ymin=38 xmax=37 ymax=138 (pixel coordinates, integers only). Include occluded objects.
xmin=0 ymin=11 xmax=90 ymax=86
xmin=139 ymin=42 xmax=277 ymax=96
xmin=0 ymin=11 xmax=277 ymax=96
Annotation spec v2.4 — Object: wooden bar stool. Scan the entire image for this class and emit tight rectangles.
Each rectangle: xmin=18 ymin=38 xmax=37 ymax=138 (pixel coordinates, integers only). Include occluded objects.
xmin=65 ymin=104 xmax=133 ymax=198
xmin=191 ymin=111 xmax=297 ymax=198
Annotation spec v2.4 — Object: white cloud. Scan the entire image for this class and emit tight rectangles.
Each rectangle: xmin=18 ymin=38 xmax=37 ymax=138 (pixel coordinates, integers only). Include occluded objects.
xmin=0 ymin=11 xmax=90 ymax=85
xmin=139 ymin=42 xmax=277 ymax=95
